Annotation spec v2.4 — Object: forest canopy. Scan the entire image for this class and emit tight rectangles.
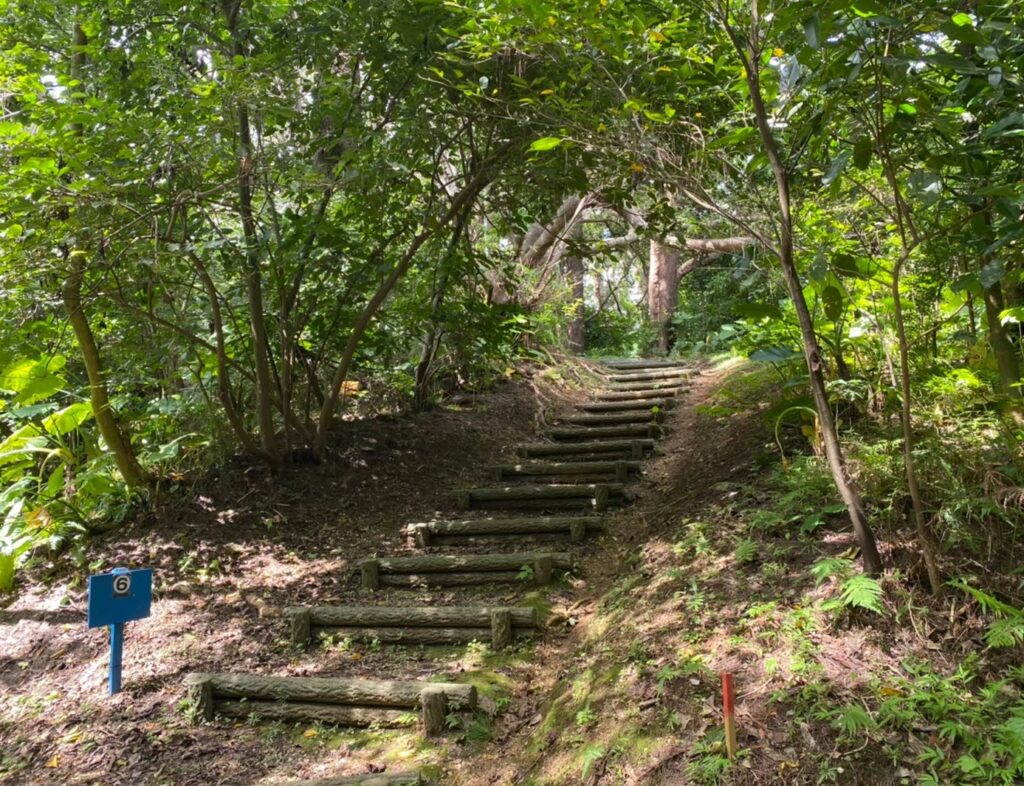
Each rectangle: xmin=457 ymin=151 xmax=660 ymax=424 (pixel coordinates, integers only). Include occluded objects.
xmin=1 ymin=0 xmax=1023 ymax=593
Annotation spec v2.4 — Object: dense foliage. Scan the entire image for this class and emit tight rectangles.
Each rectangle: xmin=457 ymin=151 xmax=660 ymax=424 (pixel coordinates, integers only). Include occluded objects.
xmin=2 ymin=0 xmax=1023 ymax=612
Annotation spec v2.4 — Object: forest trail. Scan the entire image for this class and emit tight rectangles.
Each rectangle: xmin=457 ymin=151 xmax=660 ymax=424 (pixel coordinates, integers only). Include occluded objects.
xmin=2 ymin=358 xmax=733 ymax=786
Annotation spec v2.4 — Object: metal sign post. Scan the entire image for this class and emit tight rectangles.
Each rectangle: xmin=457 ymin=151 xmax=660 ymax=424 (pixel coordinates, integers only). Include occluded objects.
xmin=87 ymin=567 xmax=153 ymax=695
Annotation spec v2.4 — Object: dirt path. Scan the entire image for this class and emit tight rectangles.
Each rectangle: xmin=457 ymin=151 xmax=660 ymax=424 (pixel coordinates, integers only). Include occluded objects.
xmin=1 ymin=359 xmax=750 ymax=786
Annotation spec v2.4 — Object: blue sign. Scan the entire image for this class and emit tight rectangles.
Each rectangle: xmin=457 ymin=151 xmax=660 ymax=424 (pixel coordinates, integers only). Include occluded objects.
xmin=87 ymin=567 xmax=153 ymax=695
xmin=88 ymin=568 xmax=152 ymax=628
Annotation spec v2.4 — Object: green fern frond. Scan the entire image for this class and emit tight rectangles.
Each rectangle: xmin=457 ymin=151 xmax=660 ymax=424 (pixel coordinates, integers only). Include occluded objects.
xmin=809 ymin=556 xmax=854 ymax=586
xmin=580 ymin=744 xmax=605 ymax=779
xmin=840 ymin=574 xmax=884 ymax=614
xmin=734 ymin=538 xmax=758 ymax=564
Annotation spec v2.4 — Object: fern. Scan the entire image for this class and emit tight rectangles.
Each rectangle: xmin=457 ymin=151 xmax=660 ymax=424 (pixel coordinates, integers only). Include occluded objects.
xmin=953 ymin=581 xmax=1024 ymax=648
xmin=580 ymin=744 xmax=605 ymax=779
xmin=734 ymin=538 xmax=758 ymax=564
xmin=809 ymin=556 xmax=854 ymax=585
xmin=839 ymin=574 xmax=884 ymax=614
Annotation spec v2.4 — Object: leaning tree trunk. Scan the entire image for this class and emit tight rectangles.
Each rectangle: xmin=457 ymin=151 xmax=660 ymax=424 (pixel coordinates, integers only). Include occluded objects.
xmin=648 ymin=240 xmax=680 ymax=353
xmin=726 ymin=15 xmax=883 ymax=575
xmin=62 ymin=24 xmax=148 ymax=489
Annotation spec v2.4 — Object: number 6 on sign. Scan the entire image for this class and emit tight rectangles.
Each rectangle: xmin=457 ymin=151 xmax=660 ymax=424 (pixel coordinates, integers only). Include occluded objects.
xmin=87 ymin=567 xmax=153 ymax=695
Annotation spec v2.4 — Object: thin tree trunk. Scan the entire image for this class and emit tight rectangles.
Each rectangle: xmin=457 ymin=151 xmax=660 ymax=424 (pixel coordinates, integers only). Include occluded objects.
xmin=724 ymin=11 xmax=883 ymax=575
xmin=563 ymin=244 xmax=586 ymax=353
xmin=225 ymin=1 xmax=280 ymax=471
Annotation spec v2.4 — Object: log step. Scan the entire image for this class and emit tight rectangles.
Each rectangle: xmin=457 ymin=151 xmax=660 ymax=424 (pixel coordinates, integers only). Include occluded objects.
xmin=409 ymin=516 xmax=607 ymax=545
xmin=285 ymin=605 xmax=538 ymax=648
xmin=548 ymin=424 xmax=661 ymax=441
xmin=259 ymin=772 xmax=424 ymax=786
xmin=601 ymin=359 xmax=690 ymax=371
xmin=603 ymin=368 xmax=693 ymax=383
xmin=579 ymin=398 xmax=672 ymax=413
xmin=184 ymin=672 xmax=474 ymax=736
xmin=454 ymin=483 xmax=626 ymax=510
xmin=561 ymin=411 xmax=661 ymax=426
xmin=596 ymin=389 xmax=680 ymax=402
xmin=360 ymin=552 xmax=573 ymax=588
xmin=606 ymin=379 xmax=688 ymax=393
xmin=258 ymin=773 xmax=424 ymax=786
xmin=489 ymin=460 xmax=640 ymax=483
xmin=518 ymin=438 xmax=654 ymax=460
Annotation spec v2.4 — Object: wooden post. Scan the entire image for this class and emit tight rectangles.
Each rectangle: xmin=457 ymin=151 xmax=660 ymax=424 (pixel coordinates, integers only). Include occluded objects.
xmin=412 ymin=525 xmax=432 ymax=548
xmin=614 ymin=460 xmax=628 ymax=483
xmin=185 ymin=675 xmax=214 ymax=722
xmin=569 ymin=520 xmax=586 ymax=544
xmin=361 ymin=559 xmax=381 ymax=591
xmin=490 ymin=467 xmax=504 ymax=481
xmin=420 ymin=686 xmax=447 ymax=736
xmin=534 ymin=555 xmax=554 ymax=586
xmin=722 ymin=673 xmax=737 ymax=760
xmin=630 ymin=440 xmax=644 ymax=460
xmin=490 ymin=609 xmax=512 ymax=650
xmin=455 ymin=490 xmax=472 ymax=510
xmin=594 ymin=484 xmax=610 ymax=511
xmin=287 ymin=609 xmax=311 ymax=647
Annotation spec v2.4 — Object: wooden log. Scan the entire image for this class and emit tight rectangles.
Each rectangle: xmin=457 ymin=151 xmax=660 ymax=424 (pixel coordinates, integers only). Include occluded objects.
xmin=260 ymin=772 xmax=423 ymax=786
xmin=361 ymin=559 xmax=381 ymax=591
xmin=606 ymin=380 xmax=687 ymax=393
xmin=569 ymin=520 xmax=586 ymax=544
xmin=193 ymin=672 xmax=477 ymax=709
xmin=287 ymin=608 xmax=312 ymax=647
xmin=420 ymin=687 xmax=447 ymax=736
xmin=596 ymin=390 xmax=678 ymax=402
xmin=489 ymin=460 xmax=641 ymax=477
xmin=548 ymin=424 xmax=657 ymax=440
xmin=299 ymin=605 xmax=538 ymax=629
xmin=378 ymin=571 xmax=523 ymax=588
xmin=533 ymin=555 xmax=553 ymax=585
xmin=519 ymin=439 xmax=655 ymax=457
xmin=604 ymin=369 xmax=692 ymax=382
xmin=455 ymin=485 xmax=624 ymax=510
xmin=374 ymin=552 xmax=573 ymax=574
xmin=490 ymin=610 xmax=512 ymax=649
xmin=317 ymin=626 xmax=493 ymax=645
xmin=214 ymin=700 xmax=411 ymax=727
xmin=184 ymin=674 xmax=214 ymax=722
xmin=454 ymin=489 xmax=471 ymax=510
xmin=602 ymin=359 xmax=691 ymax=370
xmin=561 ymin=412 xmax=660 ymax=426
xmin=579 ymin=398 xmax=672 ymax=412
xmin=594 ymin=484 xmax=610 ymax=511
xmin=412 ymin=517 xmax=606 ymax=540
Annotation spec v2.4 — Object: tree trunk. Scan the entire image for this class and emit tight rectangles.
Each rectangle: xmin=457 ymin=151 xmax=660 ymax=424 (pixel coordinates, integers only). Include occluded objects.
xmin=564 ymin=249 xmax=586 ymax=353
xmin=725 ymin=15 xmax=883 ymax=575
xmin=982 ymin=280 xmax=1022 ymax=399
xmin=225 ymin=1 xmax=280 ymax=471
xmin=648 ymin=241 xmax=680 ymax=353
xmin=62 ymin=260 xmax=149 ymax=488
xmin=62 ymin=24 xmax=148 ymax=489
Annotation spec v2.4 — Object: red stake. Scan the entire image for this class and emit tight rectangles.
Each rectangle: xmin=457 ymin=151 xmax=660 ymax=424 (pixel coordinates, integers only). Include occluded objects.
xmin=721 ymin=672 xmax=737 ymax=760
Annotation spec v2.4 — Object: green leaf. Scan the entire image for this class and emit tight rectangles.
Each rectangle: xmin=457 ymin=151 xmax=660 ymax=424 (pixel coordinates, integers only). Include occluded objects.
xmin=41 ymin=402 xmax=93 ymax=437
xmin=529 ymin=137 xmax=564 ymax=152
xmin=822 ymin=150 xmax=850 ymax=185
xmin=822 ymin=286 xmax=844 ymax=322
xmin=839 ymin=574 xmax=884 ymax=613
xmin=749 ymin=347 xmax=802 ymax=363
xmin=852 ymin=136 xmax=872 ymax=170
